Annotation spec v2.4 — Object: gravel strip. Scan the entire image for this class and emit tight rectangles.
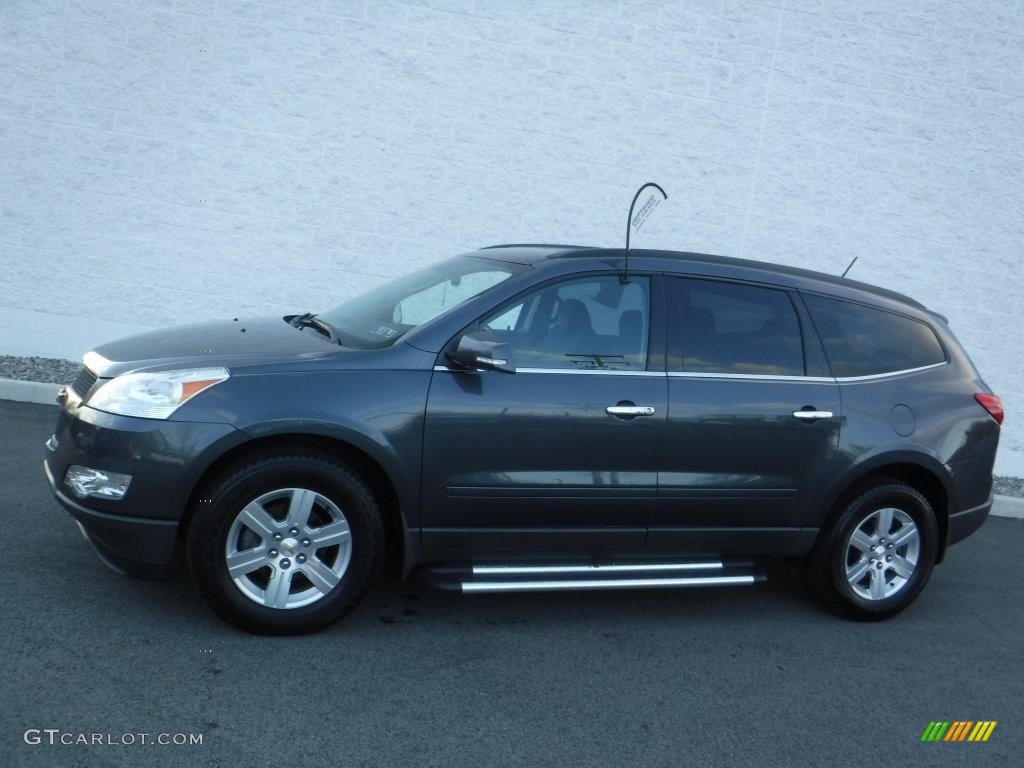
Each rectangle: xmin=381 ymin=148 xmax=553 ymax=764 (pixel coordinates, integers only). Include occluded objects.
xmin=994 ymin=476 xmax=1024 ymax=498
xmin=0 ymin=355 xmax=80 ymax=384
xmin=2 ymin=355 xmax=1022 ymax=497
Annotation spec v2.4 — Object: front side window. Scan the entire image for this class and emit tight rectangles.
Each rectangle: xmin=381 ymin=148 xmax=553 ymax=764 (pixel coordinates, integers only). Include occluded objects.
xmin=676 ymin=278 xmax=805 ymax=376
xmin=318 ymin=255 xmax=525 ymax=349
xmin=478 ymin=275 xmax=651 ymax=371
xmin=803 ymin=294 xmax=945 ymax=377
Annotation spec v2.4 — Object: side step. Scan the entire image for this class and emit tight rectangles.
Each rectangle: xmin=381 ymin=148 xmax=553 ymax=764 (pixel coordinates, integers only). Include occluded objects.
xmin=424 ymin=560 xmax=766 ymax=594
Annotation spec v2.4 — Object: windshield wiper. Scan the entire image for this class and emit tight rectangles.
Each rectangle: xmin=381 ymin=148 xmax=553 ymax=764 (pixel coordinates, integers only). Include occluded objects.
xmin=289 ymin=312 xmax=341 ymax=344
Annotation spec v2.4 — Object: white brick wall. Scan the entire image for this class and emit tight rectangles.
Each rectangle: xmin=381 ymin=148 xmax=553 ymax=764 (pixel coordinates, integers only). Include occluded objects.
xmin=1 ymin=0 xmax=1022 ymax=474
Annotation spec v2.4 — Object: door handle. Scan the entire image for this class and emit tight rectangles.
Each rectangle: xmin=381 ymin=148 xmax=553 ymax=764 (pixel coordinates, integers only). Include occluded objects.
xmin=606 ymin=405 xmax=656 ymax=416
xmin=792 ymin=409 xmax=833 ymax=420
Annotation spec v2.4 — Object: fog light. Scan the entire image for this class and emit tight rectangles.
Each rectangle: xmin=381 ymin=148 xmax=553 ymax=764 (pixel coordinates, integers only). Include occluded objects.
xmin=64 ymin=466 xmax=132 ymax=500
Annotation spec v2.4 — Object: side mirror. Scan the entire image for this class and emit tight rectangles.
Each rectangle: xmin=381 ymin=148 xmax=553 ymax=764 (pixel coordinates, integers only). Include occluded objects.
xmin=446 ymin=331 xmax=515 ymax=374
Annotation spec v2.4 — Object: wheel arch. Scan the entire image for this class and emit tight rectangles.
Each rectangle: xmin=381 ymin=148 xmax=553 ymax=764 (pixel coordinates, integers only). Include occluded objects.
xmin=818 ymin=455 xmax=952 ymax=562
xmin=181 ymin=432 xmax=410 ymax=575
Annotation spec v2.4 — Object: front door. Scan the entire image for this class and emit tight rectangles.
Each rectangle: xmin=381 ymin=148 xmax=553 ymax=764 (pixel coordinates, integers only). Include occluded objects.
xmin=421 ymin=274 xmax=666 ymax=551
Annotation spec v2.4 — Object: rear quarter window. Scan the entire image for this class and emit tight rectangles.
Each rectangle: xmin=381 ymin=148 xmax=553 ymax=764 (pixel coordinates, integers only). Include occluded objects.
xmin=803 ymin=294 xmax=946 ymax=378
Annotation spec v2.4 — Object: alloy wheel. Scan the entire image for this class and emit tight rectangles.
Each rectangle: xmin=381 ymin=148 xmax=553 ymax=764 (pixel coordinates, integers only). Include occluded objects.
xmin=844 ymin=506 xmax=920 ymax=601
xmin=224 ymin=487 xmax=353 ymax=609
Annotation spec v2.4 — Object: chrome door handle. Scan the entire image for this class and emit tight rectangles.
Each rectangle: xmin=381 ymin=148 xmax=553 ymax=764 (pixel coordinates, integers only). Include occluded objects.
xmin=792 ymin=410 xmax=833 ymax=420
xmin=606 ymin=405 xmax=656 ymax=416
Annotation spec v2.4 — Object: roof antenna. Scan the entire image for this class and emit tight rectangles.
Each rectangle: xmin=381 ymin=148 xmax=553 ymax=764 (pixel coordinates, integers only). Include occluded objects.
xmin=623 ymin=182 xmax=667 ymax=284
xmin=841 ymin=256 xmax=858 ymax=278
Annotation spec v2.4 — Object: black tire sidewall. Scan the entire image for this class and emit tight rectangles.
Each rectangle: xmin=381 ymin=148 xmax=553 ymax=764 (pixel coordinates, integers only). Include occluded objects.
xmin=187 ymin=454 xmax=384 ymax=634
xmin=828 ymin=484 xmax=938 ymax=619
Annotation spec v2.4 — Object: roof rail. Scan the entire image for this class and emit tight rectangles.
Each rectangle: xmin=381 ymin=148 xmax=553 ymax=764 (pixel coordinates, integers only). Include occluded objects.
xmin=478 ymin=243 xmax=597 ymax=250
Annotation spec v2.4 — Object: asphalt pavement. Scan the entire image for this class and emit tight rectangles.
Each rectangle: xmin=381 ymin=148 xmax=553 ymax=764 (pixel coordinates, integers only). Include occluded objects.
xmin=3 ymin=400 xmax=1021 ymax=767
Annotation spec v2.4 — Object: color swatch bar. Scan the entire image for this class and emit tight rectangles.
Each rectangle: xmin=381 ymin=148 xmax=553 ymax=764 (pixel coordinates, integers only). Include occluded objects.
xmin=921 ymin=721 xmax=996 ymax=742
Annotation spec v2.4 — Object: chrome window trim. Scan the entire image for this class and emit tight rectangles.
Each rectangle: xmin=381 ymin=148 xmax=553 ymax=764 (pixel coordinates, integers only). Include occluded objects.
xmin=432 ymin=366 xmax=664 ymax=377
xmin=667 ymin=372 xmax=834 ymax=383
xmin=433 ymin=361 xmax=947 ymax=381
xmin=666 ymin=361 xmax=947 ymax=383
xmin=517 ymin=367 xmax=663 ymax=377
xmin=834 ymin=361 xmax=947 ymax=382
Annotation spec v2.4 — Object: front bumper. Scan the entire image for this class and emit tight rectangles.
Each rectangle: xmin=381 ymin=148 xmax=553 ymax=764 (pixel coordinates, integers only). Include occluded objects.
xmin=45 ymin=460 xmax=178 ymax=579
xmin=44 ymin=399 xmax=243 ymax=580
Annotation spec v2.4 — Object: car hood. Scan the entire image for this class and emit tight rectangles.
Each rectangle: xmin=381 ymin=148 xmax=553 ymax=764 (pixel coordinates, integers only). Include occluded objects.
xmin=84 ymin=316 xmax=340 ymax=378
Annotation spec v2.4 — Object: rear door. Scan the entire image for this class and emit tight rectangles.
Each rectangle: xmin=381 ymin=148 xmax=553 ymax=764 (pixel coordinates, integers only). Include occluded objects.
xmin=651 ymin=276 xmax=841 ymax=553
xmin=421 ymin=273 xmax=667 ymax=551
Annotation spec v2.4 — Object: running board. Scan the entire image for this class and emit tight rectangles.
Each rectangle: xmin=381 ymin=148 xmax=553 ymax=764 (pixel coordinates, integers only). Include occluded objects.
xmin=425 ymin=560 xmax=766 ymax=594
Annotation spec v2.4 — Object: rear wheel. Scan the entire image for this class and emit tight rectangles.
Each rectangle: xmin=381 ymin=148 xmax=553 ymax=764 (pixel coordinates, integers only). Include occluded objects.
xmin=803 ymin=482 xmax=938 ymax=621
xmin=186 ymin=452 xmax=385 ymax=634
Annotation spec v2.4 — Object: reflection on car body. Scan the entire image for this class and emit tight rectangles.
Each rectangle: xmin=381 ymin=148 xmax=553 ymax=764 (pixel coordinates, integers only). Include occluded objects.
xmin=44 ymin=245 xmax=1002 ymax=634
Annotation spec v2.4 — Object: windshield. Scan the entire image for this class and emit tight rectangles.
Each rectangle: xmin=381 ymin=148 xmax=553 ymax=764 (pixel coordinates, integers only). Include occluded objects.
xmin=317 ymin=255 xmax=527 ymax=349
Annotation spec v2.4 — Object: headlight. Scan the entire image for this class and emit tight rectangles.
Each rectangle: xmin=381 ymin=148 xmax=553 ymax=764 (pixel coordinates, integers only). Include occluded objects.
xmin=86 ymin=367 xmax=230 ymax=419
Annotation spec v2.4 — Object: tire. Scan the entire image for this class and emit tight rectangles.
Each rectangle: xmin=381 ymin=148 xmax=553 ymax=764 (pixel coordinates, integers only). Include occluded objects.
xmin=186 ymin=451 xmax=385 ymax=635
xmin=802 ymin=482 xmax=938 ymax=621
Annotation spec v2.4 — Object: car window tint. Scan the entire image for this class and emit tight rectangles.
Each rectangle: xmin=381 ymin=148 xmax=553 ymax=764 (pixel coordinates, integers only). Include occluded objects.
xmin=677 ymin=279 xmax=805 ymax=376
xmin=803 ymin=294 xmax=945 ymax=377
xmin=481 ymin=276 xmax=650 ymax=370
xmin=486 ymin=303 xmax=523 ymax=332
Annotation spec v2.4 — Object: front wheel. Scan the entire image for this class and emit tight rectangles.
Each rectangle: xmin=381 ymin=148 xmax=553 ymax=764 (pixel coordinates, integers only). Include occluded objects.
xmin=803 ymin=482 xmax=938 ymax=621
xmin=186 ymin=452 xmax=385 ymax=634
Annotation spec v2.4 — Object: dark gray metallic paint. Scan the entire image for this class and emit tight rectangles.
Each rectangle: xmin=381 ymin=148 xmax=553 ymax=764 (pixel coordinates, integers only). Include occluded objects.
xmin=421 ymin=368 xmax=667 ymax=547
xmin=44 ymin=246 xmax=999 ymax=580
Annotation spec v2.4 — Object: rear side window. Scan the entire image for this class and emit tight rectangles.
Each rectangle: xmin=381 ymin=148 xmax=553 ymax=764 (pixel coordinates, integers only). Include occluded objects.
xmin=803 ymin=294 xmax=945 ymax=378
xmin=676 ymin=279 xmax=805 ymax=376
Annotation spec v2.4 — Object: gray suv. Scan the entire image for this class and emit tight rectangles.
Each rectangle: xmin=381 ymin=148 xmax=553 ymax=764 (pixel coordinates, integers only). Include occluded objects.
xmin=43 ymin=245 xmax=1003 ymax=634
